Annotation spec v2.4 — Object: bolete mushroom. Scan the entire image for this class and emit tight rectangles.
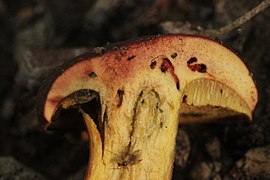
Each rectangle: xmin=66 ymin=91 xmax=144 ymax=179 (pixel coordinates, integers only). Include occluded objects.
xmin=37 ymin=35 xmax=257 ymax=179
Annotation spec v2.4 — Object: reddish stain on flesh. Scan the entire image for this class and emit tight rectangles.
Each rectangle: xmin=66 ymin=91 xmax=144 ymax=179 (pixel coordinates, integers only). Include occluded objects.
xmin=150 ymin=61 xmax=157 ymax=69
xmin=161 ymin=58 xmax=180 ymax=90
xmin=187 ymin=57 xmax=197 ymax=64
xmin=187 ymin=57 xmax=207 ymax=73
xmin=48 ymin=96 xmax=63 ymax=106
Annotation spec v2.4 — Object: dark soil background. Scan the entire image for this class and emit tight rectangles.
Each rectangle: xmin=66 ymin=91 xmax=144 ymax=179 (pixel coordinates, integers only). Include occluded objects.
xmin=0 ymin=0 xmax=270 ymax=179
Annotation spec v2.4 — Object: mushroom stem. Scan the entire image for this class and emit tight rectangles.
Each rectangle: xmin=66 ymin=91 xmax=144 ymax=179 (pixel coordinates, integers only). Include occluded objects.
xmin=81 ymin=89 xmax=180 ymax=179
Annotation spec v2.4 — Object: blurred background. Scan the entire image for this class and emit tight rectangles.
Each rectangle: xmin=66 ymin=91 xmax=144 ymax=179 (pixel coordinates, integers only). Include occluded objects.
xmin=0 ymin=0 xmax=270 ymax=179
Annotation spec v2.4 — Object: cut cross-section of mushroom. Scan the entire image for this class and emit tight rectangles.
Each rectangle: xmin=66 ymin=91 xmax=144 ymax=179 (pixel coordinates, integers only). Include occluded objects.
xmin=37 ymin=35 xmax=258 ymax=180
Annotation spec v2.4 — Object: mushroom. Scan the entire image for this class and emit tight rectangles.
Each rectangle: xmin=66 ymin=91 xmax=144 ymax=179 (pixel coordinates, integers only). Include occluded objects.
xmin=37 ymin=35 xmax=257 ymax=179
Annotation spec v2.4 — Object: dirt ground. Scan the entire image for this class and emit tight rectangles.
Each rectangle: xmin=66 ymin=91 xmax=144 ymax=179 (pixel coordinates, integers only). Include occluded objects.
xmin=0 ymin=0 xmax=270 ymax=179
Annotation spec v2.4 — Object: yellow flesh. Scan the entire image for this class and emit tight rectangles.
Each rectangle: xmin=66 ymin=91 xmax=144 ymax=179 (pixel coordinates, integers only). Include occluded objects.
xmin=80 ymin=89 xmax=180 ymax=180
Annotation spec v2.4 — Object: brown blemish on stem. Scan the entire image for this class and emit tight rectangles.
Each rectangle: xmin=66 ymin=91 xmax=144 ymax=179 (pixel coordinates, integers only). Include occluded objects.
xmin=176 ymin=81 xmax=180 ymax=90
xmin=117 ymin=90 xmax=124 ymax=107
xmin=160 ymin=122 xmax=163 ymax=128
xmin=182 ymin=95 xmax=187 ymax=103
xmin=116 ymin=149 xmax=142 ymax=168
